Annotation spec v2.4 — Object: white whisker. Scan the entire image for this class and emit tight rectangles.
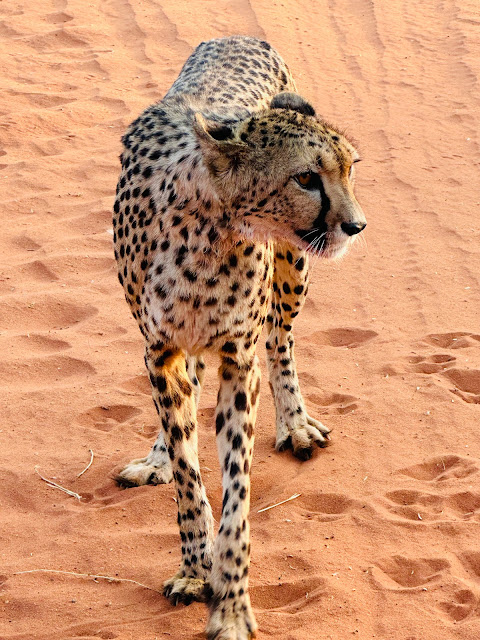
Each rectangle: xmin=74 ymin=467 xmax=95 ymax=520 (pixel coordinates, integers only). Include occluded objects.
xmin=300 ymin=228 xmax=322 ymax=241
xmin=304 ymin=230 xmax=328 ymax=266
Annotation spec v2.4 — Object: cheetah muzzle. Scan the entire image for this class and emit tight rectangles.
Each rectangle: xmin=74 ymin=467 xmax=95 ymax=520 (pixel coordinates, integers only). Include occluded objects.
xmin=113 ymin=35 xmax=366 ymax=640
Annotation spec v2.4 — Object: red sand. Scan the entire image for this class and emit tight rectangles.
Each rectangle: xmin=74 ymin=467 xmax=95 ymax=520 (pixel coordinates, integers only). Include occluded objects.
xmin=1 ymin=1 xmax=479 ymax=638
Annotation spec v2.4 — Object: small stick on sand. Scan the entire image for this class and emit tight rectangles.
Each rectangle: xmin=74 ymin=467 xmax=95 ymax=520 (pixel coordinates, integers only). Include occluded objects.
xmin=77 ymin=449 xmax=94 ymax=478
xmin=258 ymin=493 xmax=301 ymax=513
xmin=35 ymin=466 xmax=82 ymax=501
xmin=13 ymin=569 xmax=162 ymax=593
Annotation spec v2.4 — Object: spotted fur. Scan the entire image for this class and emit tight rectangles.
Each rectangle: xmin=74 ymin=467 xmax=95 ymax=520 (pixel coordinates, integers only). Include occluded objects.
xmin=113 ymin=35 xmax=366 ymax=640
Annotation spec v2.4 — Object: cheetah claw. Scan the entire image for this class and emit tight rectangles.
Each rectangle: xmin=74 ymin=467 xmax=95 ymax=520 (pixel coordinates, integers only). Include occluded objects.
xmin=163 ymin=574 xmax=208 ymax=605
xmin=276 ymin=414 xmax=331 ymax=460
xmin=115 ymin=457 xmax=173 ymax=487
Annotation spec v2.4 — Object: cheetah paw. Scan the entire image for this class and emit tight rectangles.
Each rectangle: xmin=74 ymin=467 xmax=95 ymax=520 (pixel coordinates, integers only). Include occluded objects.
xmin=206 ymin=593 xmax=257 ymax=640
xmin=163 ymin=573 xmax=208 ymax=606
xmin=115 ymin=457 xmax=173 ymax=487
xmin=277 ymin=414 xmax=331 ymax=460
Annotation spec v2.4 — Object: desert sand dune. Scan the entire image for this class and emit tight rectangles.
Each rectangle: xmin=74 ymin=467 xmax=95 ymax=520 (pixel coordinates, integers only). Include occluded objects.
xmin=1 ymin=1 xmax=479 ymax=638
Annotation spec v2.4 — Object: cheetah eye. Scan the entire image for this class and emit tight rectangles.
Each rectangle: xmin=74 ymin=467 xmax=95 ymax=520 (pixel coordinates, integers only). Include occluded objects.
xmin=294 ymin=171 xmax=320 ymax=190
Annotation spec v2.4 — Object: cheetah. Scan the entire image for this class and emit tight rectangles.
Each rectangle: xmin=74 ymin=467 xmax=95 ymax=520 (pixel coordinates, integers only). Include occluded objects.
xmin=113 ymin=36 xmax=366 ymax=640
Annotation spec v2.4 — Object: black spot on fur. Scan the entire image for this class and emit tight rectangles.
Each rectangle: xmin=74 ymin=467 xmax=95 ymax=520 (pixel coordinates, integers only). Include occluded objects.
xmin=234 ymin=392 xmax=247 ymax=412
xmin=222 ymin=341 xmax=237 ymax=354
xmin=216 ymin=412 xmax=225 ymax=434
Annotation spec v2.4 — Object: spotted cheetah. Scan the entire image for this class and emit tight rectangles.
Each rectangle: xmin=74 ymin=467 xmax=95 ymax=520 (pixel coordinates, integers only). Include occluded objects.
xmin=113 ymin=35 xmax=366 ymax=640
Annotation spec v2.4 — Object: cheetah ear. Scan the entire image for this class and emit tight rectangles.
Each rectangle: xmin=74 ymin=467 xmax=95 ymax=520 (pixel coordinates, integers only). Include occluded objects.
xmin=270 ymin=92 xmax=316 ymax=117
xmin=193 ymin=113 xmax=237 ymax=142
xmin=193 ymin=113 xmax=247 ymax=176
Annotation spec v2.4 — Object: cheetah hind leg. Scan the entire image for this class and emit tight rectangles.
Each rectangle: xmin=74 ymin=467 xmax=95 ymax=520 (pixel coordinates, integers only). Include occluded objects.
xmin=115 ymin=355 xmax=204 ymax=488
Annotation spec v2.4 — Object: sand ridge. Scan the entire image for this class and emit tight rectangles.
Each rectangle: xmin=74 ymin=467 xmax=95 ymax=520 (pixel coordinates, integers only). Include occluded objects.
xmin=0 ymin=1 xmax=479 ymax=638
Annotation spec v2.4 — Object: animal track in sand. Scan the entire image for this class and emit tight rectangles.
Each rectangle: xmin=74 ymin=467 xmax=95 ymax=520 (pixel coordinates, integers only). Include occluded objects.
xmin=297 ymin=492 xmax=358 ymax=522
xmin=251 ymin=576 xmax=326 ymax=611
xmin=459 ymin=551 xmax=480 ymax=580
xmin=6 ymin=89 xmax=75 ymax=110
xmin=408 ymin=335 xmax=480 ymax=402
xmin=76 ymin=404 xmax=142 ymax=431
xmin=19 ymin=259 xmax=59 ymax=282
xmin=311 ymin=327 xmax=378 ymax=349
xmin=86 ymin=478 xmax=176 ymax=510
xmin=307 ymin=391 xmax=360 ymax=415
xmin=424 ymin=332 xmax=480 ymax=350
xmin=443 ymin=368 xmax=480 ymax=404
xmin=11 ymin=234 xmax=42 ymax=252
xmin=0 ymin=355 xmax=95 ymax=388
xmin=90 ymin=95 xmax=130 ymax=116
xmin=0 ymin=470 xmax=38 ymax=511
xmin=262 ymin=551 xmax=318 ymax=575
xmin=0 ymin=295 xmax=97 ymax=331
xmin=407 ymin=353 xmax=456 ymax=374
xmin=29 ymin=138 xmax=77 ymax=157
xmin=118 ymin=374 xmax=152 ymax=395
xmin=8 ymin=334 xmax=71 ymax=354
xmin=45 ymin=12 xmax=74 ymax=24
xmin=372 ymin=556 xmax=450 ymax=590
xmin=399 ymin=454 xmax=478 ymax=482
xmin=373 ymin=554 xmax=478 ymax=622
xmin=383 ymin=489 xmax=480 ymax=523
xmin=44 ymin=255 xmax=114 ymax=280
xmin=383 ymin=489 xmax=442 ymax=522
xmin=436 ymin=584 xmax=478 ymax=623
xmin=27 ymin=29 xmax=87 ymax=52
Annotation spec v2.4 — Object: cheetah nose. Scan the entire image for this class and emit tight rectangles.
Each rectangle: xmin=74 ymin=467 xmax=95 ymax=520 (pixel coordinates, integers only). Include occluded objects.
xmin=341 ymin=221 xmax=366 ymax=236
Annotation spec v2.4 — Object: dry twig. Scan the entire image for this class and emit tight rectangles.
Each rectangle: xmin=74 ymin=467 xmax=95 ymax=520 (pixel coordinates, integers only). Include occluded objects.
xmin=35 ymin=466 xmax=82 ymax=501
xmin=13 ymin=568 xmax=161 ymax=593
xmin=258 ymin=493 xmax=301 ymax=513
xmin=77 ymin=449 xmax=94 ymax=478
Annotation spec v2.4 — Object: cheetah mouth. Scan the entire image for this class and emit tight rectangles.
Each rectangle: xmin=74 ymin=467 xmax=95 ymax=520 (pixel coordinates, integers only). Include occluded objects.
xmin=295 ymin=228 xmax=332 ymax=253
xmin=294 ymin=228 xmax=351 ymax=260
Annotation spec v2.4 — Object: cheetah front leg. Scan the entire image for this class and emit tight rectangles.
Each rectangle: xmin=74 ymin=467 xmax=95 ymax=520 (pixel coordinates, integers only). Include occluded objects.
xmin=116 ymin=354 xmax=205 ymax=487
xmin=206 ymin=355 xmax=260 ymax=640
xmin=266 ymin=243 xmax=330 ymax=460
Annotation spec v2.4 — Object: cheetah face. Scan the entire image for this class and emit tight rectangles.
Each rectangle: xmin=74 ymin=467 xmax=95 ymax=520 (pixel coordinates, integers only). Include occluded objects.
xmin=194 ymin=93 xmax=366 ymax=259
xmin=287 ymin=142 xmax=366 ymax=260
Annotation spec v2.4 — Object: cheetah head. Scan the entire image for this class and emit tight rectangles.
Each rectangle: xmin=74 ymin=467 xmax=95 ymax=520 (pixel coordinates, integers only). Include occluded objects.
xmin=194 ymin=92 xmax=366 ymax=259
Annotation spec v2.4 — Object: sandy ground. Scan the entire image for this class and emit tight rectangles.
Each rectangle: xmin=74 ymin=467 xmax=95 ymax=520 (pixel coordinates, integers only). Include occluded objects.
xmin=1 ymin=1 xmax=480 ymax=638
